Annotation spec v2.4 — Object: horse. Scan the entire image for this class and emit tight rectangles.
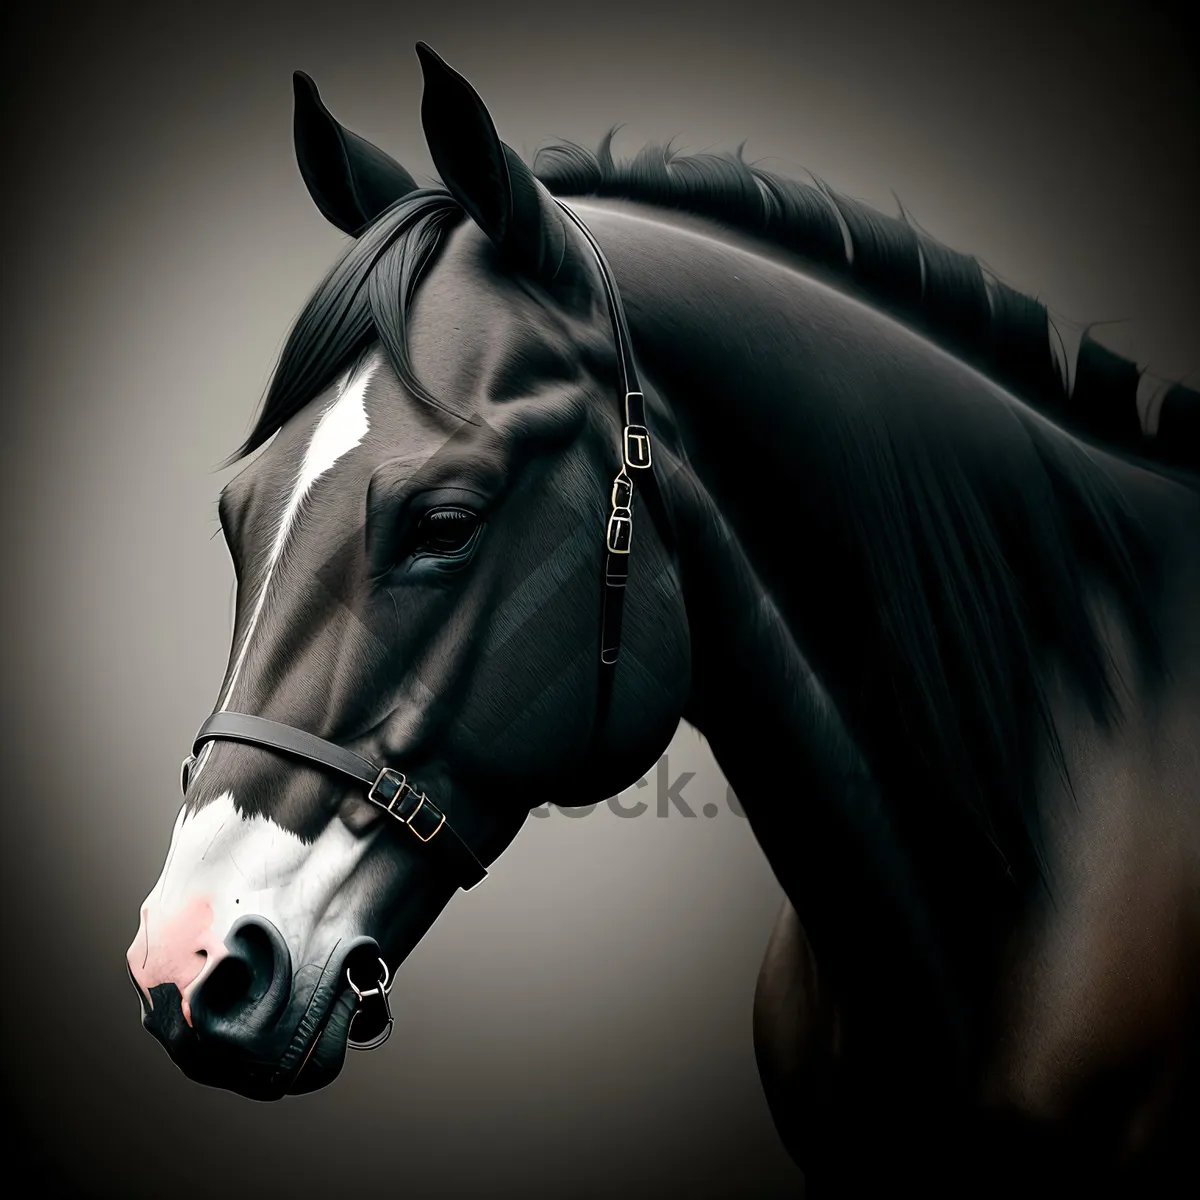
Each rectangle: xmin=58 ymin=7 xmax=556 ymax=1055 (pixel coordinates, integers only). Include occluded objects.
xmin=126 ymin=42 xmax=1200 ymax=1196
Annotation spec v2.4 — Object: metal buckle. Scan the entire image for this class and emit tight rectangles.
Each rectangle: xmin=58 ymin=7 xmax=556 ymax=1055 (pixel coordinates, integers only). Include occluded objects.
xmin=405 ymin=794 xmax=446 ymax=842
xmin=180 ymin=754 xmax=195 ymax=796
xmin=623 ymin=424 xmax=652 ymax=470
xmin=367 ymin=766 xmax=408 ymax=809
xmin=611 ymin=470 xmax=633 ymax=509
xmin=368 ymin=767 xmax=445 ymax=842
xmin=606 ymin=508 xmax=632 ymax=554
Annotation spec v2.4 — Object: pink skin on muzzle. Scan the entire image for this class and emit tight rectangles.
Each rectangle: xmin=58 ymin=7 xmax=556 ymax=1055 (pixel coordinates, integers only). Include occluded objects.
xmin=126 ymin=895 xmax=229 ymax=1026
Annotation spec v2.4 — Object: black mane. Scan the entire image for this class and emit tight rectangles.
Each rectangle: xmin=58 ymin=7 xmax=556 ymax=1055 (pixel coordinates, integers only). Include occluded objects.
xmin=533 ymin=134 xmax=1198 ymax=478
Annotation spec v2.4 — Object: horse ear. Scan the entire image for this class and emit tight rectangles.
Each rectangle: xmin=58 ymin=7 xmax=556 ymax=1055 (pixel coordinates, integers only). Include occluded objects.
xmin=293 ymin=71 xmax=419 ymax=236
xmin=415 ymin=42 xmax=572 ymax=282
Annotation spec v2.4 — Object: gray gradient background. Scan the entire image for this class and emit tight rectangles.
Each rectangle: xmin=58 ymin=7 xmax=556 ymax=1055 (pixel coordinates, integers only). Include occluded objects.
xmin=1 ymin=1 xmax=1196 ymax=1195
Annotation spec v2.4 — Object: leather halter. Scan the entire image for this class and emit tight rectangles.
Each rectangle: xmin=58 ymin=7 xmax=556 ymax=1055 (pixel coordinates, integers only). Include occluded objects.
xmin=180 ymin=201 xmax=658 ymax=902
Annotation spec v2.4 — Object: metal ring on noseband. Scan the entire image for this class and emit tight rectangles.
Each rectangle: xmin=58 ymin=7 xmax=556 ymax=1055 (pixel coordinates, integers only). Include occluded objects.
xmin=346 ymin=957 xmax=395 ymax=1051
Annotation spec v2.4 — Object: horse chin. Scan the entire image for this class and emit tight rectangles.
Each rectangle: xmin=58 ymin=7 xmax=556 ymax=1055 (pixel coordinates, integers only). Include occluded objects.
xmin=142 ymin=978 xmax=359 ymax=1099
xmin=288 ymin=987 xmax=358 ymax=1095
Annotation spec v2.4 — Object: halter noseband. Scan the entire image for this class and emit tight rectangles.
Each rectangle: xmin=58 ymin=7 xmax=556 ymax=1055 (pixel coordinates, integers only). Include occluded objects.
xmin=178 ymin=201 xmax=660 ymax=1041
xmin=187 ymin=711 xmax=489 ymax=890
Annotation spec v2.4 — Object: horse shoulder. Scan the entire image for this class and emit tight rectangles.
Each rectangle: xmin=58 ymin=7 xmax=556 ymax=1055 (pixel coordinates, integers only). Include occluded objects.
xmin=982 ymin=516 xmax=1200 ymax=1171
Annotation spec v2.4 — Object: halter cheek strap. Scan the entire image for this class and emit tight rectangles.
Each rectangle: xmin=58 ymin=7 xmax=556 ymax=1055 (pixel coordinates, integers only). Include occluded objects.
xmin=553 ymin=200 xmax=659 ymax=671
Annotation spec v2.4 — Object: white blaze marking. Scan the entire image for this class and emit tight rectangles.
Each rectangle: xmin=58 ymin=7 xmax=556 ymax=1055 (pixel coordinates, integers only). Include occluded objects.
xmin=128 ymin=356 xmax=386 ymax=1009
xmin=191 ymin=352 xmax=377 ymax=780
xmin=218 ymin=352 xmax=376 ymax=710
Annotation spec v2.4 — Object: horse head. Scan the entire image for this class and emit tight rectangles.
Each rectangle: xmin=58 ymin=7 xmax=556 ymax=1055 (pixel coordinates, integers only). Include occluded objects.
xmin=126 ymin=44 xmax=689 ymax=1098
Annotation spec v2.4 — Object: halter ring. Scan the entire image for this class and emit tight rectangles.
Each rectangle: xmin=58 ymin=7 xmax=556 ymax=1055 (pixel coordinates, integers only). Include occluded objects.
xmin=346 ymin=957 xmax=395 ymax=1051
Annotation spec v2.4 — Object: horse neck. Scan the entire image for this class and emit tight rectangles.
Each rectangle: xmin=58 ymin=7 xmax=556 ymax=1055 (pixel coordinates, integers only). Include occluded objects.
xmin=587 ymin=201 xmax=1170 ymax=1059
xmin=587 ymin=204 xmax=993 ymax=1064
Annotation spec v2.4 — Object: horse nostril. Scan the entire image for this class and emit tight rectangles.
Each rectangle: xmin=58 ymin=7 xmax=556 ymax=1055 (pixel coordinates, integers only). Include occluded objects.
xmin=200 ymin=953 xmax=250 ymax=1016
xmin=189 ymin=915 xmax=292 ymax=1049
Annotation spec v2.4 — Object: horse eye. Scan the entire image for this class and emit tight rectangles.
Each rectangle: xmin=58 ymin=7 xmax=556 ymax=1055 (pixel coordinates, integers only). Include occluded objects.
xmin=414 ymin=507 xmax=480 ymax=556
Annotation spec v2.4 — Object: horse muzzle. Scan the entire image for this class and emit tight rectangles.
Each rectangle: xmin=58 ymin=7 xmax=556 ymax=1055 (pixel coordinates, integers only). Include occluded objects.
xmin=129 ymin=919 xmax=388 ymax=1100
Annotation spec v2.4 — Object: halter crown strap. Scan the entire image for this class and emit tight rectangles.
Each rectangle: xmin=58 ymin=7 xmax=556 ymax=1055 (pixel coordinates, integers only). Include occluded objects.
xmin=189 ymin=712 xmax=488 ymax=891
